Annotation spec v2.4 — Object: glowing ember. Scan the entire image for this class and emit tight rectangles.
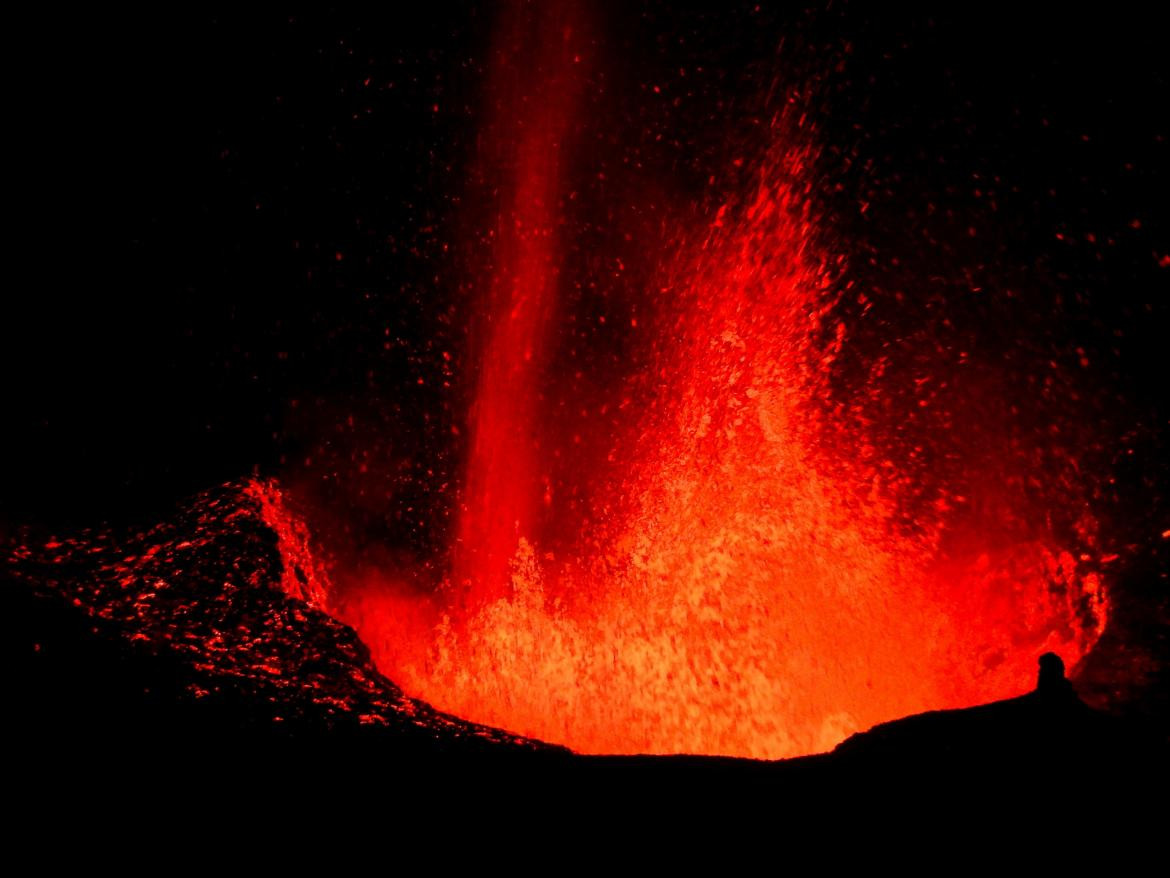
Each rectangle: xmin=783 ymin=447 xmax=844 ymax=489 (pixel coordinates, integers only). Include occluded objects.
xmin=319 ymin=4 xmax=1110 ymax=759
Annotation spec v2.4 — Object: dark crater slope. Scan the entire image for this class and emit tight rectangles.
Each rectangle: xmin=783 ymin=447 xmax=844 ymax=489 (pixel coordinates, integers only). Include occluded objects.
xmin=4 ymin=481 xmax=556 ymax=767
xmin=4 ymin=480 xmax=1165 ymax=807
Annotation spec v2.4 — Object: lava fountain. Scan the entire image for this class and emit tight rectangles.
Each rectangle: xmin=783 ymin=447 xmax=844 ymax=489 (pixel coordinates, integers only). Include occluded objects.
xmin=334 ymin=4 xmax=1109 ymax=759
xmin=453 ymin=0 xmax=592 ymax=601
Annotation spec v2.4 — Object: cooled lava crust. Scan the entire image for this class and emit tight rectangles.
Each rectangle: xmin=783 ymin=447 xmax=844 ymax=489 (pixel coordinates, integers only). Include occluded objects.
xmin=4 ymin=479 xmax=555 ymax=756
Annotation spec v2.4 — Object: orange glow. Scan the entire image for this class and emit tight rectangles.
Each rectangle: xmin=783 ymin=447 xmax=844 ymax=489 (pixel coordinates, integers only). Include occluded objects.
xmin=331 ymin=140 xmax=1107 ymax=758
xmin=312 ymin=4 xmax=1110 ymax=759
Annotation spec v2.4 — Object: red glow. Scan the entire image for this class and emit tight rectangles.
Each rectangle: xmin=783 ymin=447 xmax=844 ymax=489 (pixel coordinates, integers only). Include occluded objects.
xmin=323 ymin=5 xmax=1109 ymax=759
xmin=454 ymin=1 xmax=591 ymax=600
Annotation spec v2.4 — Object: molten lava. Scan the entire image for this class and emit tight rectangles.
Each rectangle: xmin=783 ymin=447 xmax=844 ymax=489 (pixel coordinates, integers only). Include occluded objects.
xmin=454 ymin=1 xmax=591 ymax=599
xmin=327 ymin=3 xmax=1110 ymax=759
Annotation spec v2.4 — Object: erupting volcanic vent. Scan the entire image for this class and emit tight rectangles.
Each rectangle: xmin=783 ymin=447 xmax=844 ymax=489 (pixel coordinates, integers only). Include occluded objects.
xmin=13 ymin=4 xmax=1158 ymax=764
xmin=317 ymin=3 xmax=1110 ymax=758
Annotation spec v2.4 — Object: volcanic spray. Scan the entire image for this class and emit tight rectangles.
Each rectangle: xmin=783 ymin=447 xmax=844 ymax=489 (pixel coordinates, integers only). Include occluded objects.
xmin=452 ymin=2 xmax=591 ymax=602
xmin=339 ymin=3 xmax=1108 ymax=759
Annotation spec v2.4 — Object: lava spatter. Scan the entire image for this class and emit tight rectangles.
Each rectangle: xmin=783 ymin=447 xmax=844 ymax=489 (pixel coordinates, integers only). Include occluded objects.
xmin=332 ymin=6 xmax=1110 ymax=759
xmin=8 ymin=5 xmax=1116 ymax=762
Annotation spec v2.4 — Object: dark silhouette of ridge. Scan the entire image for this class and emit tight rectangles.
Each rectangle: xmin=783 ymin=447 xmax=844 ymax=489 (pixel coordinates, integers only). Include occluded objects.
xmin=826 ymin=650 xmax=1163 ymax=790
